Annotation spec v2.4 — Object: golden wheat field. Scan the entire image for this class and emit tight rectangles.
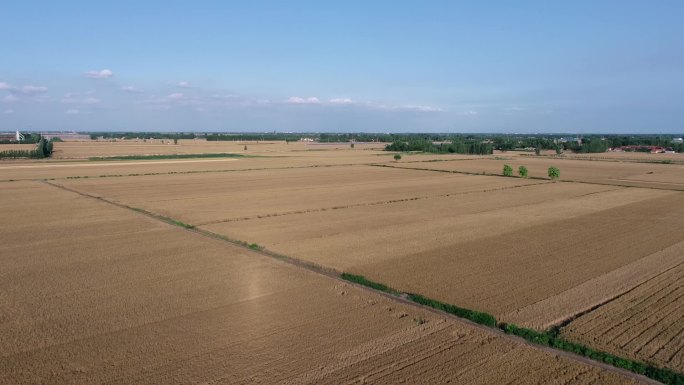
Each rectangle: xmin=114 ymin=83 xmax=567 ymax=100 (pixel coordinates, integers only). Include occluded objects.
xmin=396 ymin=156 xmax=684 ymax=190
xmin=0 ymin=181 xmax=649 ymax=385
xmin=2 ymin=140 xmax=683 ymax=383
xmin=561 ymin=262 xmax=684 ymax=372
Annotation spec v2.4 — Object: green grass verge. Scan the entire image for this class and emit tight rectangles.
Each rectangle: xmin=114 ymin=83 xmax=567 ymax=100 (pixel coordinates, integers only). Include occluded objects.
xmin=408 ymin=293 xmax=498 ymax=327
xmin=500 ymin=323 xmax=684 ymax=385
xmin=88 ymin=153 xmax=249 ymax=161
xmin=340 ymin=272 xmax=684 ymax=384
xmin=248 ymin=243 xmax=263 ymax=250
xmin=340 ymin=273 xmax=401 ymax=296
xmin=339 ymin=273 xmax=496 ymax=327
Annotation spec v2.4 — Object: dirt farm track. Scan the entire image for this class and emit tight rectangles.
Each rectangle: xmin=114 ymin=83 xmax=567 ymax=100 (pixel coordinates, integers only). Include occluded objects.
xmin=1 ymin=139 xmax=683 ymax=384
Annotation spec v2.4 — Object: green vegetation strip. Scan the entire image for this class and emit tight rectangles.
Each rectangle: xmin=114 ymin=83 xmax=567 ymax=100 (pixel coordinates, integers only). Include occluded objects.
xmin=340 ymin=273 xmax=684 ymax=385
xmin=88 ymin=153 xmax=249 ymax=161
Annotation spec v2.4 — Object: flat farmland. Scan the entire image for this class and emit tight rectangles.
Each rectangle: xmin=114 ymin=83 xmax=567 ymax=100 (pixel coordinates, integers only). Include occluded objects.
xmin=0 ymin=182 xmax=645 ymax=385
xmin=395 ymin=157 xmax=684 ymax=190
xmin=51 ymin=139 xmax=387 ymax=159
xmin=58 ymin=165 xmax=540 ymax=225
xmin=56 ymin=162 xmax=684 ymax=328
xmin=200 ymin=181 xmax=684 ymax=324
xmin=558 ymin=152 xmax=684 ymax=164
xmin=0 ymin=144 xmax=36 ymax=152
xmin=561 ymin=263 xmax=684 ymax=372
xmin=0 ymin=152 xmax=392 ymax=182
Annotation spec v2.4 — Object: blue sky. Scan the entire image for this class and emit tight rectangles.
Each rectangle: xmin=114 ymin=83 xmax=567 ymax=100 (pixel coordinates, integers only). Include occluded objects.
xmin=1 ymin=1 xmax=682 ymax=133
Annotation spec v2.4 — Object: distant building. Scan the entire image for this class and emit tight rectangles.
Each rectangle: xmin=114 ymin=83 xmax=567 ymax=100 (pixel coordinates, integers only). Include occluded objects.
xmin=674 ymin=138 xmax=683 ymax=144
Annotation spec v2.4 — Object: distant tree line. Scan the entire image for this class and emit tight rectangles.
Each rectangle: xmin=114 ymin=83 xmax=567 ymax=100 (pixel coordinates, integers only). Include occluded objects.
xmin=493 ymin=134 xmax=683 ymax=154
xmin=0 ymin=137 xmax=55 ymax=159
xmin=0 ymin=133 xmax=44 ymax=145
xmin=81 ymin=132 xmax=684 ymax=153
xmin=90 ymin=132 xmax=198 ymax=140
xmin=385 ymin=139 xmax=493 ymax=155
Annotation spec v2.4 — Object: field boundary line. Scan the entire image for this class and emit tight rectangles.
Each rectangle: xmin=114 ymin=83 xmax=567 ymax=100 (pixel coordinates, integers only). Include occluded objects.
xmin=195 ymin=180 xmax=549 ymax=226
xmin=39 ymin=179 xmax=679 ymax=385
xmin=370 ymin=163 xmax=684 ymax=192
xmin=503 ymin=243 xmax=684 ymax=330
xmin=2 ymin=162 xmax=370 ymax=182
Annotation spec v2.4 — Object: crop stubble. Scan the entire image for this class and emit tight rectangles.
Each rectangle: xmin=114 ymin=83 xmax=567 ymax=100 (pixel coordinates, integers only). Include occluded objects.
xmin=561 ymin=263 xmax=684 ymax=372
xmin=0 ymin=181 xmax=646 ymax=384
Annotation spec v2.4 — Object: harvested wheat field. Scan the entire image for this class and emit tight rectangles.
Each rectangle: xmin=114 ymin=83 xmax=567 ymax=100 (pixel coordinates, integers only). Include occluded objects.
xmin=0 ymin=181 xmax=647 ymax=385
xmin=561 ymin=262 xmax=684 ymax=372
xmin=395 ymin=156 xmax=684 ymax=190
xmin=58 ymin=165 xmax=539 ymax=225
xmin=55 ymin=163 xmax=684 ymax=324
xmin=0 ymin=154 xmax=385 ymax=182
xmin=556 ymin=151 xmax=684 ymax=164
xmin=0 ymin=144 xmax=36 ymax=152
xmin=51 ymin=139 xmax=387 ymax=159
xmin=199 ymin=179 xmax=684 ymax=323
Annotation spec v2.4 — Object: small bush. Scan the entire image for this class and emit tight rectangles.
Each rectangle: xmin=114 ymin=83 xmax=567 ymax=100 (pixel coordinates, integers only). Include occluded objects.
xmin=350 ymin=143 xmax=355 ymax=149
xmin=394 ymin=153 xmax=402 ymax=161
xmin=340 ymin=273 xmax=400 ymax=295
xmin=503 ymin=164 xmax=513 ymax=177
xmin=518 ymin=165 xmax=528 ymax=178
xmin=548 ymin=166 xmax=560 ymax=180
xmin=248 ymin=243 xmax=262 ymax=250
xmin=408 ymin=293 xmax=497 ymax=327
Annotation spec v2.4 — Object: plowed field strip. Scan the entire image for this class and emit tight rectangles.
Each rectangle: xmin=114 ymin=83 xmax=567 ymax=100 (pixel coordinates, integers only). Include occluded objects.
xmin=39 ymin=180 xmax=662 ymax=384
xmin=195 ymin=180 xmax=549 ymax=226
xmin=562 ymin=263 xmax=684 ymax=372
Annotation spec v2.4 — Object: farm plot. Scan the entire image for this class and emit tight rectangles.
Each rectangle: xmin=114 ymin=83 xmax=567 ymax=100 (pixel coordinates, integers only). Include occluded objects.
xmin=51 ymin=139 xmax=387 ymax=159
xmin=202 ymin=180 xmax=684 ymax=324
xmin=58 ymin=165 xmax=539 ymax=225
xmin=0 ymin=153 xmax=386 ymax=182
xmin=205 ymin=183 xmax=653 ymax=270
xmin=561 ymin=262 xmax=684 ymax=372
xmin=395 ymin=157 xmax=684 ymax=190
xmin=0 ymin=182 xmax=644 ymax=385
xmin=350 ymin=190 xmax=684 ymax=320
xmin=0 ymin=144 xmax=36 ymax=152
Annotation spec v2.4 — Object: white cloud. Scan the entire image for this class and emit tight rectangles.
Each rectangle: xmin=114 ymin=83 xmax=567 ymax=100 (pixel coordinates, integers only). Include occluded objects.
xmin=120 ymin=85 xmax=143 ymax=93
xmin=18 ymin=85 xmax=48 ymax=95
xmin=177 ymin=81 xmax=191 ymax=88
xmin=62 ymin=93 xmax=101 ymax=104
xmin=459 ymin=110 xmax=478 ymax=115
xmin=287 ymin=96 xmax=321 ymax=104
xmin=0 ymin=82 xmax=11 ymax=90
xmin=504 ymin=107 xmax=525 ymax=112
xmin=401 ymin=105 xmax=442 ymax=112
xmin=2 ymin=109 xmax=13 ymax=114
xmin=329 ymin=98 xmax=354 ymax=104
xmin=65 ymin=109 xmax=81 ymax=114
xmin=3 ymin=95 xmax=18 ymax=102
xmin=84 ymin=69 xmax=113 ymax=79
xmin=167 ymin=92 xmax=186 ymax=100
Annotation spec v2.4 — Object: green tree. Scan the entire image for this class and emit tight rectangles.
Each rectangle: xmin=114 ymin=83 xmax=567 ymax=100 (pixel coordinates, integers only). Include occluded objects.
xmin=174 ymin=138 xmax=178 ymax=145
xmin=518 ymin=165 xmax=528 ymax=178
xmin=394 ymin=153 xmax=402 ymax=161
xmin=548 ymin=166 xmax=560 ymax=180
xmin=244 ymin=145 xmax=248 ymax=151
xmin=503 ymin=164 xmax=513 ymax=177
